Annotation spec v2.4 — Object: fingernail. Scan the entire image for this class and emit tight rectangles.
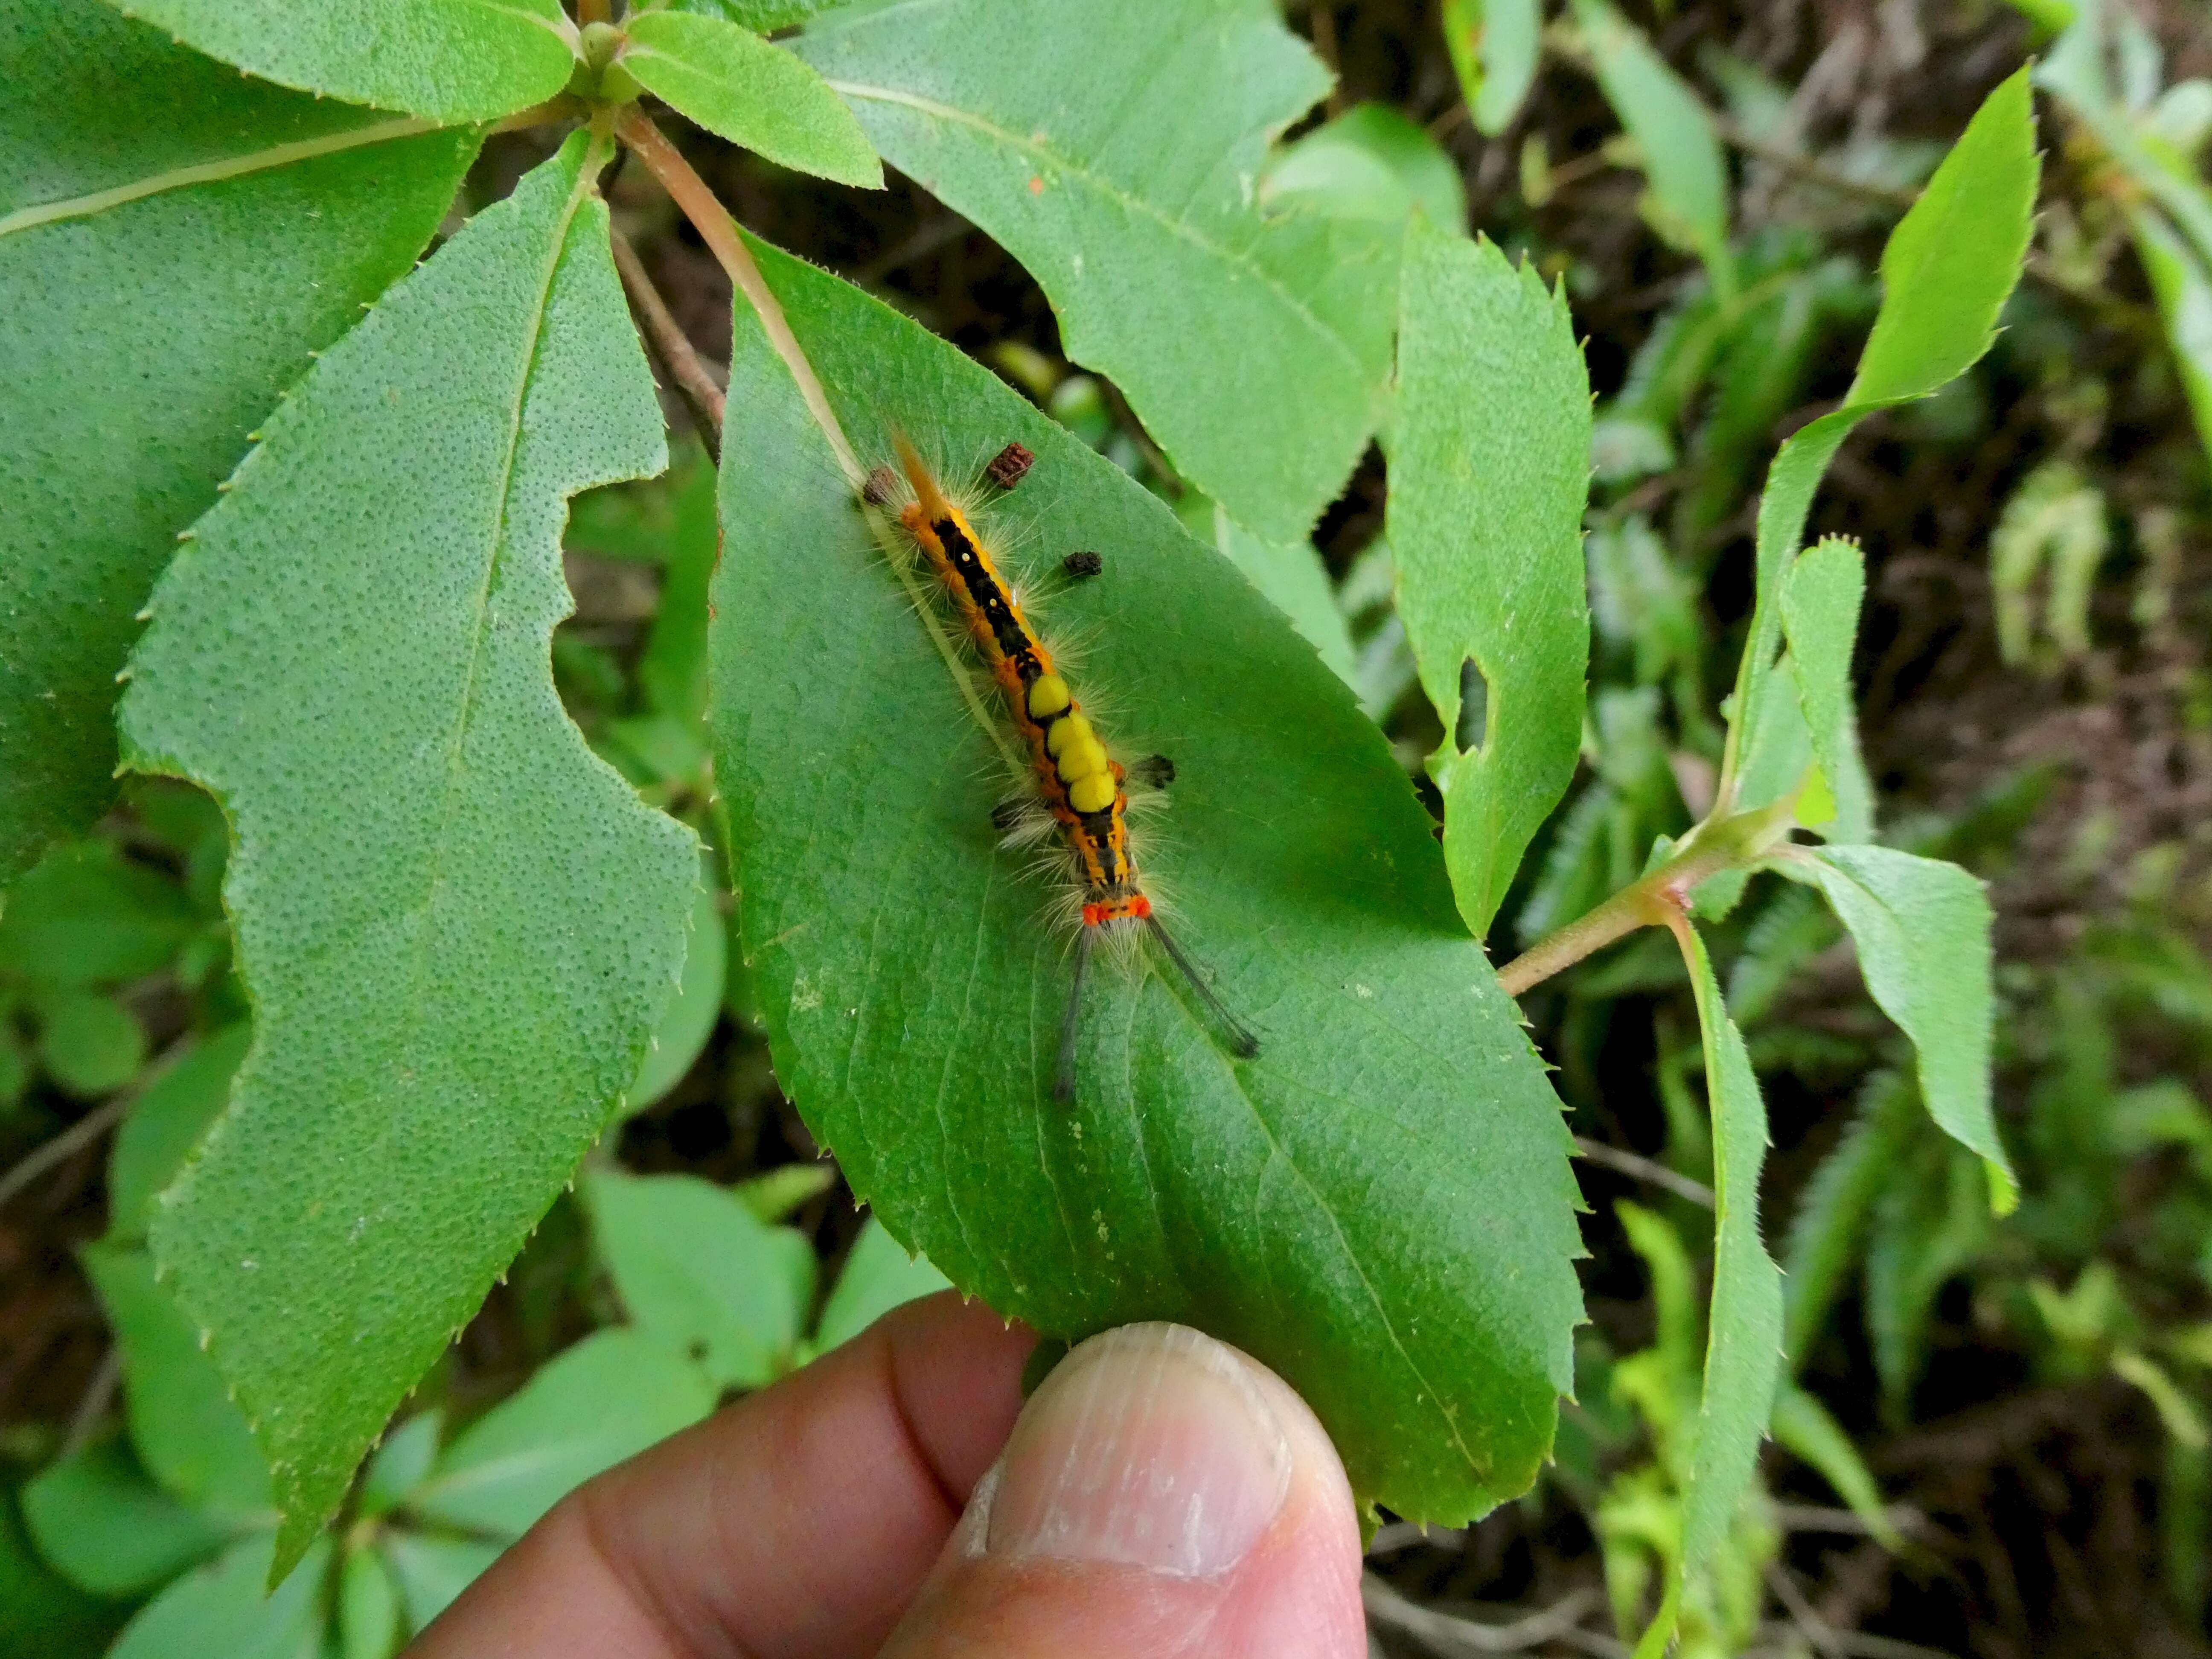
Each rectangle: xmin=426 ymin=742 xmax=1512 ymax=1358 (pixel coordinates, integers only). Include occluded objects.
xmin=982 ymin=1322 xmax=1290 ymax=1579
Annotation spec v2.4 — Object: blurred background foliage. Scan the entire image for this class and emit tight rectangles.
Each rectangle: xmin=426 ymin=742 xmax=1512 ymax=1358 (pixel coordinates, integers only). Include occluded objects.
xmin=3 ymin=1 xmax=2209 ymax=1655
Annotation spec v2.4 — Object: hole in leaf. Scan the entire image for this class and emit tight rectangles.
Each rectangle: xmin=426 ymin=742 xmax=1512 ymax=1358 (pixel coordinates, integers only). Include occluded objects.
xmin=1456 ymin=657 xmax=1490 ymax=754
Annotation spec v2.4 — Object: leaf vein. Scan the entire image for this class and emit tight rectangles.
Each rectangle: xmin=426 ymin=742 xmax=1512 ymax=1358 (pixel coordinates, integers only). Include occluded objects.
xmin=822 ymin=80 xmax=1364 ymax=381
xmin=0 ymin=116 xmax=442 ymax=241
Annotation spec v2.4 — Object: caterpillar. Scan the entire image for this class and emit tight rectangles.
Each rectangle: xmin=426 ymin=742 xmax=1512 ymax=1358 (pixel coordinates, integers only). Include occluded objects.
xmin=862 ymin=436 xmax=1259 ymax=1103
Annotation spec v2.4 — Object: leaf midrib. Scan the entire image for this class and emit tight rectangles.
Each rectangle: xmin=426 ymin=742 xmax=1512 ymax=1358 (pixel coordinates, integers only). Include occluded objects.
xmin=0 ymin=115 xmax=441 ymax=240
xmin=398 ymin=143 xmax=601 ymax=1056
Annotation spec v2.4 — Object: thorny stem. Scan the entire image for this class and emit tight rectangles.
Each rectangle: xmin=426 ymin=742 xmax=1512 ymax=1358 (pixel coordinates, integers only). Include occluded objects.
xmin=614 ymin=109 xmax=866 ymax=490
xmin=610 ymin=227 xmax=726 ymax=463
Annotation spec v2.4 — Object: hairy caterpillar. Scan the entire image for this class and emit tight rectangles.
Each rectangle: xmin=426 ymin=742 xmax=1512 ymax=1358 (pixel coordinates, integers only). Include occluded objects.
xmin=862 ymin=437 xmax=1259 ymax=1102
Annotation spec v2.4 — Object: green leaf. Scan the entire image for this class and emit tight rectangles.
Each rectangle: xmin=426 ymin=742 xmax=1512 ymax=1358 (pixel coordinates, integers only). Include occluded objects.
xmin=0 ymin=0 xmax=477 ymax=876
xmin=99 ymin=0 xmax=575 ymax=122
xmin=794 ymin=0 xmax=1397 ymax=543
xmin=734 ymin=1161 xmax=838 ymax=1222
xmin=814 ymin=1216 xmax=954 ymax=1351
xmin=0 ymin=1028 xmax=26 ymax=1117
xmin=2125 ymin=204 xmax=2212 ymax=472
xmin=1863 ymin=1136 xmax=1989 ymax=1407
xmin=1778 ymin=536 xmax=1873 ymax=843
xmin=673 ymin=0 xmax=852 ymax=26
xmin=35 ymin=993 xmax=146 ymax=1097
xmin=1261 ymin=102 xmax=1467 ymax=230
xmin=2113 ymin=1348 xmax=2209 ymax=1451
xmin=1768 ymin=1383 xmax=1901 ymax=1551
xmin=1848 ymin=67 xmax=2038 ymax=405
xmin=2040 ymin=9 xmax=2212 ymax=283
xmin=0 ymin=841 xmax=195 ymax=987
xmin=359 ymin=1414 xmax=442 ymax=1520
xmin=381 ymin=1534 xmax=501 ymax=1636
xmin=108 ymin=1025 xmax=249 ymax=1241
xmin=1720 ymin=70 xmax=2036 ymax=801
xmin=81 ymin=1243 xmax=272 ymax=1518
xmin=634 ymin=450 xmax=722 ymax=722
xmin=712 ymin=236 xmax=1583 ymax=1525
xmin=1585 ymin=515 xmax=1700 ymax=692
xmin=623 ymin=866 xmax=726 ymax=1115
xmin=338 ymin=1545 xmax=400 ymax=1659
xmin=1640 ymin=922 xmax=1782 ymax=1656
xmin=0 ymin=1484 xmax=124 ymax=1657
xmin=108 ymin=1534 xmax=329 ymax=1659
xmin=1990 ymin=461 xmax=2108 ymax=672
xmin=1442 ymin=0 xmax=1541 ymax=137
xmin=1571 ymin=0 xmax=1730 ymax=274
xmin=620 ymin=11 xmax=881 ymax=188
xmin=1391 ymin=225 xmax=1592 ymax=932
xmin=410 ymin=1330 xmax=715 ymax=1537
xmin=1798 ymin=846 xmax=2016 ymax=1210
xmin=1185 ymin=498 xmax=1360 ymax=690
xmin=20 ymin=1437 xmax=232 ymax=1598
xmin=1614 ymin=1202 xmax=1700 ymax=1399
xmin=1778 ymin=1069 xmax=1916 ymax=1367
xmin=119 ymin=132 xmax=699 ymax=1571
xmin=582 ymin=1168 xmax=815 ymax=1388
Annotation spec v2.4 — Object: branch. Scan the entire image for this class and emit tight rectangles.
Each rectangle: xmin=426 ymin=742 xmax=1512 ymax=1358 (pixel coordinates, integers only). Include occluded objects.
xmin=61 ymin=1345 xmax=121 ymax=1461
xmin=1572 ymin=1135 xmax=1716 ymax=1209
xmin=1362 ymin=1575 xmax=1623 ymax=1657
xmin=610 ymin=227 xmax=725 ymax=463
xmin=0 ymin=1092 xmax=129 ymax=1212
xmin=1493 ymin=837 xmax=1726 ymax=996
xmin=1496 ymin=799 xmax=1801 ymax=997
xmin=1714 ymin=118 xmax=1920 ymax=210
xmin=614 ymin=109 xmax=865 ymax=490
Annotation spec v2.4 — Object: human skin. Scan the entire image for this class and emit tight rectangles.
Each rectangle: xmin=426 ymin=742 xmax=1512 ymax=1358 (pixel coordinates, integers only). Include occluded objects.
xmin=407 ymin=1291 xmax=1367 ymax=1658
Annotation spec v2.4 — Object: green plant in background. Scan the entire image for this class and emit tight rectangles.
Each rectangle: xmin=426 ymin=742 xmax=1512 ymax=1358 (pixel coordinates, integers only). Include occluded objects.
xmin=6 ymin=0 xmax=2180 ymax=1652
xmin=11 ymin=1012 xmax=947 ymax=1657
xmin=2031 ymin=0 xmax=2212 ymax=470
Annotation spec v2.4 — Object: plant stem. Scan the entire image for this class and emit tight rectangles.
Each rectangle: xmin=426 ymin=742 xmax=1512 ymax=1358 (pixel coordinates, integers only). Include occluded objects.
xmin=614 ymin=110 xmax=1022 ymax=771
xmin=610 ymin=227 xmax=725 ymax=463
xmin=1714 ymin=117 xmax=1920 ymax=210
xmin=1572 ymin=1135 xmax=1717 ymax=1209
xmin=1493 ymin=803 xmax=1791 ymax=997
xmin=0 ymin=1093 xmax=130 ymax=1212
xmin=614 ymin=109 xmax=866 ymax=490
xmin=1493 ymin=869 xmax=1680 ymax=997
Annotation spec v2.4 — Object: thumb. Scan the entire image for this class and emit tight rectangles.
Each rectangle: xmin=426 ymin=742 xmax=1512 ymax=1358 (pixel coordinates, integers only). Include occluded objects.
xmin=880 ymin=1322 xmax=1366 ymax=1659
